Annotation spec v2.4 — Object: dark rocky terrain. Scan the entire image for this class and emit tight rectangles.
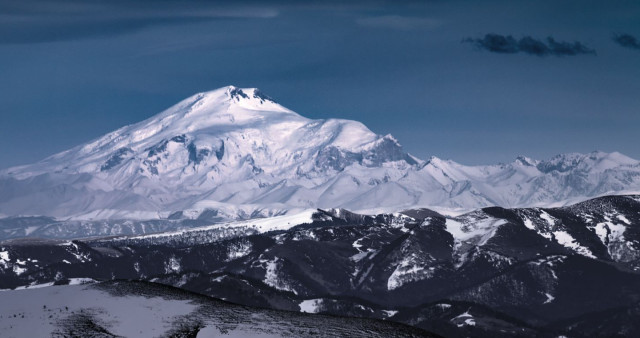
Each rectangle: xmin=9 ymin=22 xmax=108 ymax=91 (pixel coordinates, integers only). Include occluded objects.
xmin=2 ymin=194 xmax=640 ymax=337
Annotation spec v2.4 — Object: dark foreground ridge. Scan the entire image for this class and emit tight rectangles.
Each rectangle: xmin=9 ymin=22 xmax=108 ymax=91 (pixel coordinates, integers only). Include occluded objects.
xmin=1 ymin=194 xmax=640 ymax=337
xmin=0 ymin=280 xmax=433 ymax=337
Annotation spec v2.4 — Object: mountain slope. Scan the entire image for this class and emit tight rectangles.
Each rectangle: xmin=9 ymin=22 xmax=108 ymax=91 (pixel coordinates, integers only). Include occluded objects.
xmin=2 ymin=195 xmax=640 ymax=337
xmin=0 ymin=86 xmax=418 ymax=220
xmin=1 ymin=86 xmax=640 ymax=228
xmin=0 ymin=280 xmax=432 ymax=337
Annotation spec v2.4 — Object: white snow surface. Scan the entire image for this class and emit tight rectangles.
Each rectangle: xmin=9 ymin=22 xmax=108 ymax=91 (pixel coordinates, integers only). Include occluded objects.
xmin=0 ymin=278 xmax=96 ymax=292
xmin=387 ymin=253 xmax=435 ymax=290
xmin=120 ymin=209 xmax=318 ymax=242
xmin=382 ymin=310 xmax=398 ymax=317
xmin=1 ymin=282 xmax=389 ymax=338
xmin=0 ymin=250 xmax=9 ymax=267
xmin=0 ymin=283 xmax=197 ymax=337
xmin=263 ymin=257 xmax=297 ymax=295
xmin=587 ymin=212 xmax=637 ymax=261
xmin=539 ymin=211 xmax=557 ymax=226
xmin=451 ymin=311 xmax=476 ymax=327
xmin=1 ymin=86 xmax=640 ymax=225
xmin=543 ymin=292 xmax=555 ymax=304
xmin=446 ymin=215 xmax=506 ymax=245
xmin=553 ymin=231 xmax=596 ymax=258
xmin=299 ymin=299 xmax=323 ymax=313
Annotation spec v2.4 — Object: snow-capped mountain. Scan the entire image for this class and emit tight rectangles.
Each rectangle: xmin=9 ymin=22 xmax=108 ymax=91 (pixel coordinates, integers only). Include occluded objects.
xmin=1 ymin=85 xmax=640 ymax=225
xmin=415 ymin=151 xmax=640 ymax=209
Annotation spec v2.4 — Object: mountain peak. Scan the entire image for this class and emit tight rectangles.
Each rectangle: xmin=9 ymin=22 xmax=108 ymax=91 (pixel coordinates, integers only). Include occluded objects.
xmin=225 ymin=86 xmax=276 ymax=104
xmin=147 ymin=86 xmax=303 ymax=133
xmin=182 ymin=86 xmax=289 ymax=114
xmin=535 ymin=151 xmax=639 ymax=173
xmin=425 ymin=156 xmax=453 ymax=166
xmin=226 ymin=87 xmax=282 ymax=112
xmin=514 ymin=155 xmax=538 ymax=166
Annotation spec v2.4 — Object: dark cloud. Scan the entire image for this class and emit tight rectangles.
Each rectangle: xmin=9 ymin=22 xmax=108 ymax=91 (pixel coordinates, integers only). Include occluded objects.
xmin=463 ymin=34 xmax=596 ymax=57
xmin=613 ymin=33 xmax=640 ymax=50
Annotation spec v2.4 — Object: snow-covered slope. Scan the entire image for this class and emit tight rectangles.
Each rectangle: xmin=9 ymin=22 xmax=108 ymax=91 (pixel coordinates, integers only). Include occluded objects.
xmin=411 ymin=151 xmax=640 ymax=210
xmin=0 ymin=281 xmax=428 ymax=337
xmin=0 ymin=86 xmax=416 ymax=220
xmin=1 ymin=86 xmax=640 ymax=225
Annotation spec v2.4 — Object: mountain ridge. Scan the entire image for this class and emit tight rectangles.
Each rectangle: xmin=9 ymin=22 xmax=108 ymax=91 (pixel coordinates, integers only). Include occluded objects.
xmin=1 ymin=86 xmax=639 ymax=226
xmin=2 ymin=194 xmax=640 ymax=337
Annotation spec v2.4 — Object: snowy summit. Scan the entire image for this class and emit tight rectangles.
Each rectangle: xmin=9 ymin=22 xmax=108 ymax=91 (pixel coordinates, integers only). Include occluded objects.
xmin=1 ymin=86 xmax=640 ymax=222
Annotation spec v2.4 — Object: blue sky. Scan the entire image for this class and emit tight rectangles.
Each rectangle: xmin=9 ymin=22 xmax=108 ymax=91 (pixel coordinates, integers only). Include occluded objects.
xmin=1 ymin=0 xmax=639 ymax=168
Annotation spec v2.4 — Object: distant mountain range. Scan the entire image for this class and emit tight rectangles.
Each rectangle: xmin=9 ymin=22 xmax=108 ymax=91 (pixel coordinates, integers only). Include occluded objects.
xmin=1 ymin=86 xmax=639 ymax=236
xmin=2 ymin=87 xmax=640 ymax=336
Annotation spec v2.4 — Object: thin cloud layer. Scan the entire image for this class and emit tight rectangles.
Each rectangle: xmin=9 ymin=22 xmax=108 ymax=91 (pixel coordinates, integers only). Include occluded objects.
xmin=356 ymin=15 xmax=441 ymax=30
xmin=613 ymin=33 xmax=640 ymax=51
xmin=463 ymin=34 xmax=596 ymax=57
xmin=0 ymin=1 xmax=279 ymax=44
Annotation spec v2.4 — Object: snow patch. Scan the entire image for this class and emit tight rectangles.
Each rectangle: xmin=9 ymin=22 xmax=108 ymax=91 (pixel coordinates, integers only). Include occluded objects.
xmin=6 ymin=282 xmax=55 ymax=291
xmin=523 ymin=218 xmax=535 ymax=230
xmin=387 ymin=253 xmax=435 ymax=290
xmin=593 ymin=223 xmax=609 ymax=244
xmin=211 ymin=275 xmax=226 ymax=283
xmin=0 ymin=250 xmax=9 ymax=268
xmin=617 ymin=215 xmax=631 ymax=225
xmin=299 ymin=299 xmax=322 ymax=313
xmin=352 ymin=238 xmax=363 ymax=250
xmin=165 ymin=256 xmax=181 ymax=274
xmin=62 ymin=242 xmax=92 ymax=262
xmin=263 ymin=257 xmax=297 ymax=295
xmin=553 ymin=231 xmax=596 ymax=258
xmin=539 ymin=210 xmax=556 ymax=226
xmin=68 ymin=278 xmax=97 ymax=285
xmin=24 ymin=226 xmax=39 ymax=236
xmin=12 ymin=265 xmax=27 ymax=275
xmin=445 ymin=217 xmax=506 ymax=244
xmin=130 ymin=209 xmax=317 ymax=243
xmin=531 ymin=255 xmax=566 ymax=279
xmin=226 ymin=240 xmax=252 ymax=261
xmin=543 ymin=292 xmax=555 ymax=304
xmin=451 ymin=311 xmax=476 ymax=327
xmin=1 ymin=279 xmax=93 ymax=291
xmin=382 ymin=310 xmax=398 ymax=317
